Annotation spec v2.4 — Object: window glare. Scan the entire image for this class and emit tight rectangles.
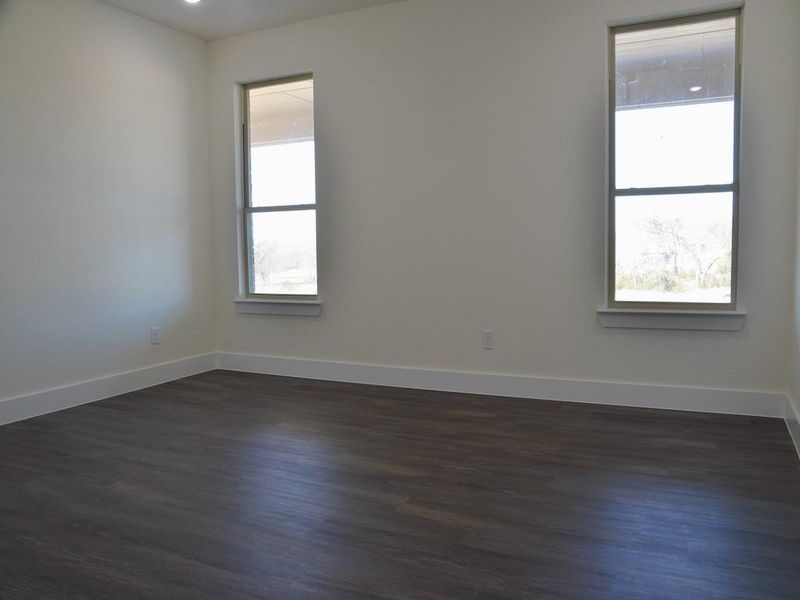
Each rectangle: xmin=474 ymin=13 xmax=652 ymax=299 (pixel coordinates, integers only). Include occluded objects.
xmin=251 ymin=141 xmax=316 ymax=207
xmin=616 ymin=101 xmax=733 ymax=189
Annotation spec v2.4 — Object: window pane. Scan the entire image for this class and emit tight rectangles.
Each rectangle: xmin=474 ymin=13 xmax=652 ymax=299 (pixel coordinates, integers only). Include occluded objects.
xmin=248 ymin=210 xmax=317 ymax=295
xmin=250 ymin=141 xmax=315 ymax=207
xmin=616 ymin=101 xmax=733 ymax=188
xmin=615 ymin=193 xmax=733 ymax=304
xmin=615 ymin=17 xmax=736 ymax=189
xmin=248 ymin=79 xmax=315 ymax=207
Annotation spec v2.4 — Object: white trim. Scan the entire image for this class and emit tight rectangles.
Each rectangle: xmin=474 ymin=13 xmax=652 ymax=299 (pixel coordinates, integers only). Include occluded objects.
xmin=234 ymin=297 xmax=322 ymax=316
xmin=216 ymin=352 xmax=785 ymax=418
xmin=607 ymin=2 xmax=745 ymax=28
xmin=786 ymin=395 xmax=800 ymax=460
xmin=0 ymin=354 xmax=217 ymax=427
xmin=2 ymin=352 xmax=789 ymax=429
xmin=597 ymin=308 xmax=746 ymax=331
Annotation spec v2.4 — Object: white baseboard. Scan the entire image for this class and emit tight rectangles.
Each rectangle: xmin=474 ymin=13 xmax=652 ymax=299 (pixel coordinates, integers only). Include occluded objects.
xmin=786 ymin=395 xmax=800 ymax=459
xmin=0 ymin=354 xmax=217 ymax=427
xmin=1 ymin=351 xmax=790 ymax=428
xmin=216 ymin=352 xmax=787 ymax=418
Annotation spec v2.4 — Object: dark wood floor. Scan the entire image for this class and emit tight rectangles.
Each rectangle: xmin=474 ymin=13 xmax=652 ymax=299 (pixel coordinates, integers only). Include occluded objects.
xmin=1 ymin=371 xmax=799 ymax=599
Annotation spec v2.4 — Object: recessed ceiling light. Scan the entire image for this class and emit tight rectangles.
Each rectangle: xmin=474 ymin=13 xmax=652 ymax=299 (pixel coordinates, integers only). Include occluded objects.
xmin=690 ymin=86 xmax=703 ymax=92
xmin=185 ymin=0 xmax=202 ymax=4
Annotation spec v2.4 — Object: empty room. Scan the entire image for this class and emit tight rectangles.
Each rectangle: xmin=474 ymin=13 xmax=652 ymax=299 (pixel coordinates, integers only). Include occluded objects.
xmin=1 ymin=0 xmax=800 ymax=598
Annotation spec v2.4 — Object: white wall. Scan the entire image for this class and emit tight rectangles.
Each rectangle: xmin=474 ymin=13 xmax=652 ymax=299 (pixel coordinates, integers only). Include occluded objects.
xmin=209 ymin=0 xmax=800 ymax=400
xmin=2 ymin=0 xmax=798 ymax=413
xmin=790 ymin=29 xmax=800 ymax=430
xmin=0 ymin=0 xmax=214 ymax=400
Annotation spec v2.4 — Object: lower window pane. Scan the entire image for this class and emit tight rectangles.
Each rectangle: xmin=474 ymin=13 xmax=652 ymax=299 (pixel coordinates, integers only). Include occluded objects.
xmin=248 ymin=210 xmax=317 ymax=295
xmin=615 ymin=193 xmax=733 ymax=304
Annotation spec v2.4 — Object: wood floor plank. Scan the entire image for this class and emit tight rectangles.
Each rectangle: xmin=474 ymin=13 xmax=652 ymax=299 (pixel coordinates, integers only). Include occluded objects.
xmin=0 ymin=370 xmax=798 ymax=599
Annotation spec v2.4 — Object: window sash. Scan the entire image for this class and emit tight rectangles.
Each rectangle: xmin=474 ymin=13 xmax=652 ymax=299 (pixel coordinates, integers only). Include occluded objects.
xmin=245 ymin=204 xmax=316 ymax=214
xmin=607 ymin=10 xmax=742 ymax=311
xmin=241 ymin=74 xmax=318 ymax=298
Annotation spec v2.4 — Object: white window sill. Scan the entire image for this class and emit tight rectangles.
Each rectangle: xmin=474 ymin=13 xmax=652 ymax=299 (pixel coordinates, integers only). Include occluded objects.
xmin=234 ymin=297 xmax=322 ymax=316
xmin=597 ymin=308 xmax=746 ymax=331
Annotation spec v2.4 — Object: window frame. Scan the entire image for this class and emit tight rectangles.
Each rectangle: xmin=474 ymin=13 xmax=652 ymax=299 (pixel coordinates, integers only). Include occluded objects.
xmin=241 ymin=73 xmax=319 ymax=299
xmin=607 ymin=9 xmax=743 ymax=311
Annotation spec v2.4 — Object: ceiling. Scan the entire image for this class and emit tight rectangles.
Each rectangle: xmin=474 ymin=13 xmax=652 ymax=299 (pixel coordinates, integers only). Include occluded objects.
xmin=100 ymin=0 xmax=403 ymax=40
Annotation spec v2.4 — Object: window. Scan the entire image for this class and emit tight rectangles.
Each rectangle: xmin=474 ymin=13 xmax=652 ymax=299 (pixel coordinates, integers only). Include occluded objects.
xmin=609 ymin=10 xmax=741 ymax=309
xmin=242 ymin=75 xmax=317 ymax=297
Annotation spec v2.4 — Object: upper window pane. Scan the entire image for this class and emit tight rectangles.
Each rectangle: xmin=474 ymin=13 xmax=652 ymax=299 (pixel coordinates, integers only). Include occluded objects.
xmin=248 ymin=78 xmax=315 ymax=207
xmin=614 ymin=17 xmax=736 ymax=189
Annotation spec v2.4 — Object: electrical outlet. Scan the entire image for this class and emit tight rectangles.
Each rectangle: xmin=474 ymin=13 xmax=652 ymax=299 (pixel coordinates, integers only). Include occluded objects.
xmin=150 ymin=327 xmax=161 ymax=345
xmin=481 ymin=329 xmax=495 ymax=350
